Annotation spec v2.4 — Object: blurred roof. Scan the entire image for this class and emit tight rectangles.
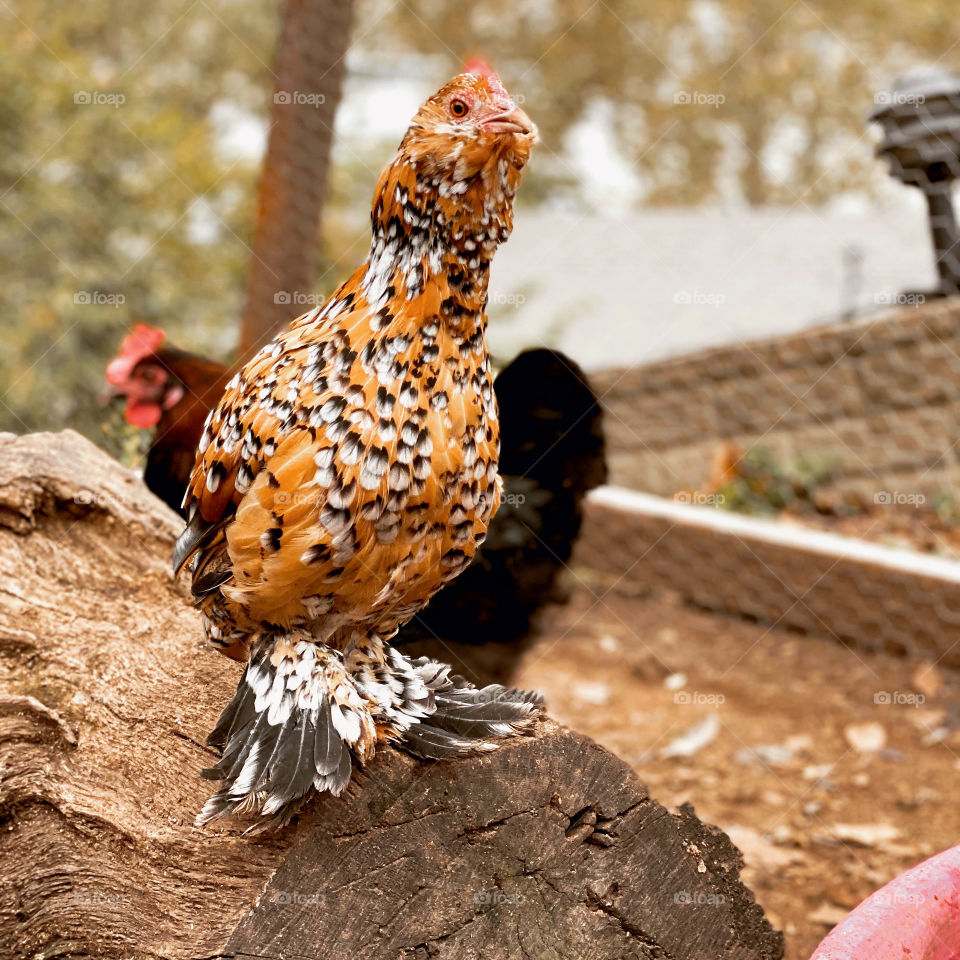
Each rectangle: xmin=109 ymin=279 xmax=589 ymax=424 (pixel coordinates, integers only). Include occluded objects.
xmin=486 ymin=205 xmax=938 ymax=370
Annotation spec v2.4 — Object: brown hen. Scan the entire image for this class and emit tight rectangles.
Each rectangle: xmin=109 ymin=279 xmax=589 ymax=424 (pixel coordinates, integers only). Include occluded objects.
xmin=104 ymin=324 xmax=231 ymax=514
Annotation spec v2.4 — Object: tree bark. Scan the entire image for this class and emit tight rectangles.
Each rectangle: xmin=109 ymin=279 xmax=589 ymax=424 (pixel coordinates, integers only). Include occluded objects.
xmin=240 ymin=0 xmax=355 ymax=357
xmin=0 ymin=431 xmax=783 ymax=960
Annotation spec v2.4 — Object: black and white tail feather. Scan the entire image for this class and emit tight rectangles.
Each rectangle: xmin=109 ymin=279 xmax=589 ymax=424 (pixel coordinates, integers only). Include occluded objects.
xmin=196 ymin=635 xmax=543 ymax=830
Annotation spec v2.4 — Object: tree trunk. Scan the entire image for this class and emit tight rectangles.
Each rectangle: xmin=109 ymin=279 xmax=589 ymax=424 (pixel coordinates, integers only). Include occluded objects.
xmin=240 ymin=0 xmax=355 ymax=357
xmin=0 ymin=430 xmax=783 ymax=960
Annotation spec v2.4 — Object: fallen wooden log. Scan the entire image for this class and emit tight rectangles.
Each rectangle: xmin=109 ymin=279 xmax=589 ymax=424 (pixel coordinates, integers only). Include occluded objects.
xmin=0 ymin=430 xmax=783 ymax=960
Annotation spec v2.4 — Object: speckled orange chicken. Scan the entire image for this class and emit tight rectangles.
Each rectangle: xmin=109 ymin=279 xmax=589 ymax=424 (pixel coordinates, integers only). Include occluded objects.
xmin=174 ymin=68 xmax=543 ymax=828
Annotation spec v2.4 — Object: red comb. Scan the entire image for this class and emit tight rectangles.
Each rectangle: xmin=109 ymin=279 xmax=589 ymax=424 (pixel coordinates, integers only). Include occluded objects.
xmin=462 ymin=58 xmax=510 ymax=104
xmin=464 ymin=58 xmax=495 ymax=79
xmin=106 ymin=323 xmax=165 ymax=386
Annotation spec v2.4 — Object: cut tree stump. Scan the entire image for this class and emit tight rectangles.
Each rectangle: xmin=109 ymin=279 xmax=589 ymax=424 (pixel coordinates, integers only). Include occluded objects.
xmin=0 ymin=430 xmax=784 ymax=960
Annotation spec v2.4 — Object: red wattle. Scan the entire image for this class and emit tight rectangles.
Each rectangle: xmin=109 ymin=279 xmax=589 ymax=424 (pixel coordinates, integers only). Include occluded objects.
xmin=125 ymin=400 xmax=163 ymax=428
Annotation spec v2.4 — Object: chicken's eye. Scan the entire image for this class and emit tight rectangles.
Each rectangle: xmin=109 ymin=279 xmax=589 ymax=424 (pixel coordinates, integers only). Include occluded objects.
xmin=449 ymin=98 xmax=469 ymax=118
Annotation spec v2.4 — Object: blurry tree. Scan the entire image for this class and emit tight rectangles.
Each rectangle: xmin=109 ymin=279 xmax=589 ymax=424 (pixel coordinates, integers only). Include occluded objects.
xmin=241 ymin=0 xmax=355 ymax=355
xmin=3 ymin=0 xmax=960 ymax=452
xmin=373 ymin=0 xmax=960 ymax=206
xmin=0 ymin=0 xmax=277 ymax=450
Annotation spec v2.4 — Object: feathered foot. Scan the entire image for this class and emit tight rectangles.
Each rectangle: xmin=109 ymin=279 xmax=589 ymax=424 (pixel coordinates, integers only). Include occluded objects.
xmin=346 ymin=636 xmax=544 ymax=759
xmin=196 ymin=635 xmax=376 ymax=830
xmin=399 ymin=656 xmax=544 ymax=759
xmin=197 ymin=634 xmax=544 ymax=830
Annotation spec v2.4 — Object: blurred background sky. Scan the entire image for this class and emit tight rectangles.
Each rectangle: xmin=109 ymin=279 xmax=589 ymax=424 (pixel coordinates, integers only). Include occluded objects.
xmin=1 ymin=0 xmax=957 ymax=451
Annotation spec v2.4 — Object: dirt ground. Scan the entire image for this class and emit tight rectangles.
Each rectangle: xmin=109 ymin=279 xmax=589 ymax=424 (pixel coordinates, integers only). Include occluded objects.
xmin=429 ymin=575 xmax=960 ymax=960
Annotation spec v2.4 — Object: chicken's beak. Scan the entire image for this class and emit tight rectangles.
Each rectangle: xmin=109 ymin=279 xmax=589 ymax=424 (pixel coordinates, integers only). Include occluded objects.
xmin=99 ymin=381 xmax=124 ymax=406
xmin=482 ymin=105 xmax=536 ymax=138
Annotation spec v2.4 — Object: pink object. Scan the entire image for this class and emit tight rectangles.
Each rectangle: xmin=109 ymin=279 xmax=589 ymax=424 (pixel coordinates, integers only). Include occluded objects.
xmin=810 ymin=844 xmax=960 ymax=959
xmin=463 ymin=57 xmax=494 ymax=79
xmin=105 ymin=323 xmax=165 ymax=386
xmin=461 ymin=60 xmax=512 ymax=113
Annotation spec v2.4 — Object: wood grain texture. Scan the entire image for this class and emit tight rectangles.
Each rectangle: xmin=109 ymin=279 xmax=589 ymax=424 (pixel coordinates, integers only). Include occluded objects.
xmin=0 ymin=430 xmax=783 ymax=960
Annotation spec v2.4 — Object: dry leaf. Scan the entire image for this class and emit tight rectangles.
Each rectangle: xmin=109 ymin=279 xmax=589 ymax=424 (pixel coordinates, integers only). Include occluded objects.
xmin=809 ymin=903 xmax=850 ymax=927
xmin=572 ymin=681 xmax=610 ymax=706
xmin=844 ymin=721 xmax=887 ymax=753
xmin=831 ymin=822 xmax=899 ymax=847
xmin=911 ymin=662 xmax=943 ymax=700
xmin=661 ymin=713 xmax=720 ymax=758
xmin=725 ymin=825 xmax=804 ymax=870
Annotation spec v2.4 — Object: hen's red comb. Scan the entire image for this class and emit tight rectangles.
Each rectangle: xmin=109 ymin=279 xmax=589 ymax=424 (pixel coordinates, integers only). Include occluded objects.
xmin=464 ymin=58 xmax=495 ymax=79
xmin=462 ymin=58 xmax=510 ymax=103
xmin=106 ymin=323 xmax=166 ymax=386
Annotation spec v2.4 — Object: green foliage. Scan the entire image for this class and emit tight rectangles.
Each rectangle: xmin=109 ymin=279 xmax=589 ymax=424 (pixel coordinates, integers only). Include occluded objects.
xmin=0 ymin=0 xmax=277 ymax=453
xmin=376 ymin=0 xmax=960 ymax=206
xmin=715 ymin=446 xmax=839 ymax=516
xmin=4 ymin=0 xmax=960 ymax=456
xmin=931 ymin=489 xmax=960 ymax=526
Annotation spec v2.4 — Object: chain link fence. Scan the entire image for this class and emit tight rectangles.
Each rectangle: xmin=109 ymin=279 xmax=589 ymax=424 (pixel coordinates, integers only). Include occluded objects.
xmin=573 ymin=73 xmax=960 ymax=667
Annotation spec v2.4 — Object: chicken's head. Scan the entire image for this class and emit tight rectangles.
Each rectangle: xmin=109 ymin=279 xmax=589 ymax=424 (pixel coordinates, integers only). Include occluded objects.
xmin=104 ymin=324 xmax=184 ymax=428
xmin=401 ymin=63 xmax=537 ymax=183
